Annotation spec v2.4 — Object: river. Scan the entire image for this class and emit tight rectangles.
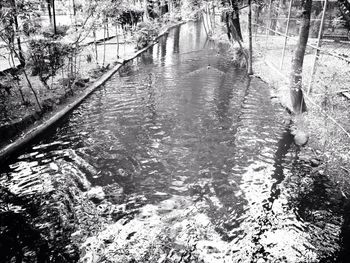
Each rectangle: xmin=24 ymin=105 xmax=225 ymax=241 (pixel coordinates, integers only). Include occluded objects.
xmin=0 ymin=21 xmax=347 ymax=263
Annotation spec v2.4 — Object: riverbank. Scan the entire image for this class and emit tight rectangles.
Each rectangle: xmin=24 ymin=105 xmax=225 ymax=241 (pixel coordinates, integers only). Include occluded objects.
xmin=0 ymin=32 xmax=134 ymax=146
xmin=251 ymin=20 xmax=350 ymax=263
xmin=0 ymin=20 xmax=185 ymax=165
xmin=211 ymin=16 xmax=350 ymax=261
xmin=252 ymin=37 xmax=350 ymax=195
xmin=214 ymin=11 xmax=350 ymax=199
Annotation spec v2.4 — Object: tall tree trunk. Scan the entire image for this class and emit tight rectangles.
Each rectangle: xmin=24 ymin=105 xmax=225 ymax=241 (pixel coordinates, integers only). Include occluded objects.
xmin=11 ymin=0 xmax=25 ymax=66
xmin=116 ymin=26 xmax=120 ymax=58
xmin=225 ymin=0 xmax=243 ymax=42
xmin=144 ymin=0 xmax=150 ymax=21
xmin=93 ymin=29 xmax=98 ymax=64
xmin=290 ymin=0 xmax=312 ymax=114
xmin=102 ymin=21 xmax=106 ymax=67
xmin=47 ymin=0 xmax=52 ymax=25
xmin=52 ymin=0 xmax=57 ymax=35
xmin=106 ymin=20 xmax=109 ymax=38
xmin=23 ymin=69 xmax=42 ymax=111
xmin=248 ymin=0 xmax=253 ymax=75
xmin=72 ymin=0 xmax=76 ymax=16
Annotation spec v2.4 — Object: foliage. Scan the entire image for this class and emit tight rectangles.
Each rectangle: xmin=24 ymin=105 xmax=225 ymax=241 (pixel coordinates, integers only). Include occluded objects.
xmin=42 ymin=24 xmax=70 ymax=38
xmin=134 ymin=21 xmax=160 ymax=50
xmin=0 ymin=74 xmax=14 ymax=97
xmin=180 ymin=0 xmax=204 ymax=20
xmin=28 ymin=38 xmax=72 ymax=88
xmin=0 ymin=0 xmax=41 ymax=41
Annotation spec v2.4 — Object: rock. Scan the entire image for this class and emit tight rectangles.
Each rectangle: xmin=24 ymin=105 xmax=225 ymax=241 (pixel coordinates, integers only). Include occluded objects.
xmin=50 ymin=163 xmax=59 ymax=171
xmin=87 ymin=186 xmax=105 ymax=203
xmin=33 ymin=111 xmax=41 ymax=120
xmin=271 ymin=97 xmax=279 ymax=104
xmin=80 ymin=77 xmax=90 ymax=83
xmin=294 ymin=130 xmax=309 ymax=146
xmin=310 ymin=158 xmax=321 ymax=167
xmin=118 ymin=168 xmax=129 ymax=177
xmin=299 ymin=154 xmax=310 ymax=163
xmin=257 ymin=258 xmax=266 ymax=263
xmin=74 ymin=80 xmax=85 ymax=88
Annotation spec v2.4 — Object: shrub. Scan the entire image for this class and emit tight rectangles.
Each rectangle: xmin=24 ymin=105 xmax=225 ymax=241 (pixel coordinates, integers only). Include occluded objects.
xmin=28 ymin=39 xmax=72 ymax=89
xmin=134 ymin=21 xmax=160 ymax=50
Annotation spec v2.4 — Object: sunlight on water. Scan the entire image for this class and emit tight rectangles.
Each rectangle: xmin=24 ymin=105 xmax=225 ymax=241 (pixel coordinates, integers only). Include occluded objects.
xmin=0 ymin=21 xmax=345 ymax=262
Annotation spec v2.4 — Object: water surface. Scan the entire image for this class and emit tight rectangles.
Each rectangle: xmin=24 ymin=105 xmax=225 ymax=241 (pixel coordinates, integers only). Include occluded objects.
xmin=0 ymin=21 xmax=345 ymax=262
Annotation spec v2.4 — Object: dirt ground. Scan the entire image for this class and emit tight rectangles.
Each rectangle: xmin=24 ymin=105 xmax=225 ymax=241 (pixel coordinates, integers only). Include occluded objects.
xmin=251 ymin=34 xmax=350 ymax=194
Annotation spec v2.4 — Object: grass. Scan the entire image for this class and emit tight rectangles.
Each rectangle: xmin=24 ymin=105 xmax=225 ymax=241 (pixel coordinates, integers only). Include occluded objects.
xmin=250 ymin=30 xmax=350 ymax=196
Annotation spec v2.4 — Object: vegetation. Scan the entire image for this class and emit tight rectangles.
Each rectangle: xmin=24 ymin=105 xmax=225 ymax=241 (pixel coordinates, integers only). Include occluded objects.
xmin=28 ymin=38 xmax=71 ymax=89
xmin=1 ymin=0 xmax=350 ymax=262
xmin=134 ymin=21 xmax=160 ymax=49
xmin=0 ymin=0 xmax=177 ymax=128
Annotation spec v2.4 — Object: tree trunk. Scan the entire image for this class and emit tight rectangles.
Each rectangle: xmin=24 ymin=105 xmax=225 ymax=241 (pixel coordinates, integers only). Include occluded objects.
xmin=47 ymin=0 xmax=52 ymax=25
xmin=106 ymin=20 xmax=109 ymax=38
xmin=223 ymin=0 xmax=248 ymax=70
xmin=248 ymin=0 xmax=253 ymax=75
xmin=23 ymin=69 xmax=42 ymax=111
xmin=11 ymin=0 xmax=25 ymax=66
xmin=52 ymin=0 xmax=57 ymax=35
xmin=103 ymin=22 xmax=106 ymax=67
xmin=144 ymin=0 xmax=150 ymax=21
xmin=17 ymin=85 xmax=26 ymax=104
xmin=116 ymin=25 xmax=120 ymax=58
xmin=39 ymin=75 xmax=50 ymax=90
xmin=93 ymin=29 xmax=98 ymax=64
xmin=72 ymin=0 xmax=76 ymax=16
xmin=225 ymin=0 xmax=243 ymax=42
xmin=290 ymin=0 xmax=312 ymax=114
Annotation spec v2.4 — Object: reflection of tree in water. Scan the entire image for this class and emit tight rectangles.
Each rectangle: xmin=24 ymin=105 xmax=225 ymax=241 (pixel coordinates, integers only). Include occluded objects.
xmin=173 ymin=25 xmax=181 ymax=54
xmin=339 ymin=199 xmax=350 ymax=261
xmin=195 ymin=20 xmax=202 ymax=49
xmin=263 ymin=126 xmax=294 ymax=210
xmin=194 ymin=76 xmax=253 ymax=242
xmin=146 ymin=73 xmax=157 ymax=122
xmin=213 ymin=70 xmax=237 ymax=130
xmin=159 ymin=33 xmax=168 ymax=60
xmin=118 ymin=61 xmax=135 ymax=77
xmin=140 ymin=46 xmax=154 ymax=65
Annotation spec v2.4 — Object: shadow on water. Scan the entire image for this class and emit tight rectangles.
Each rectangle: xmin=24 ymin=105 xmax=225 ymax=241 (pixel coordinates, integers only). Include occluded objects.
xmin=338 ymin=201 xmax=350 ymax=262
xmin=264 ymin=125 xmax=295 ymax=210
